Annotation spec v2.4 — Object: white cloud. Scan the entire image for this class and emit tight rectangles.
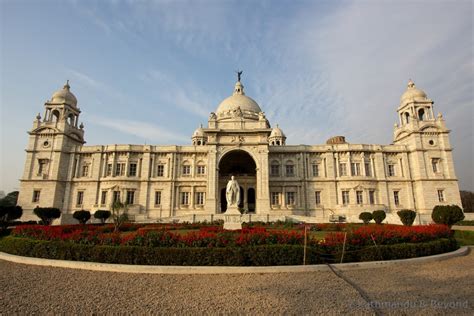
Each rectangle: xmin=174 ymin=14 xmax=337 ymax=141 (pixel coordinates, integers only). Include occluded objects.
xmin=88 ymin=115 xmax=188 ymax=144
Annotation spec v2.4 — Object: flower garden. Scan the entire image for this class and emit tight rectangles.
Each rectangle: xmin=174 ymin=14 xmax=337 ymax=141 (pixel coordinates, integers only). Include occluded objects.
xmin=0 ymin=222 xmax=458 ymax=266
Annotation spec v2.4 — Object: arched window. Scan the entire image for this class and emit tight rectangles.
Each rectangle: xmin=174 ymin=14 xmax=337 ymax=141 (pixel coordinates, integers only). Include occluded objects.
xmin=418 ymin=108 xmax=425 ymax=121
xmin=51 ymin=110 xmax=60 ymax=123
xmin=270 ymin=161 xmax=280 ymax=176
xmin=67 ymin=114 xmax=75 ymax=126
xmin=405 ymin=112 xmax=410 ymax=124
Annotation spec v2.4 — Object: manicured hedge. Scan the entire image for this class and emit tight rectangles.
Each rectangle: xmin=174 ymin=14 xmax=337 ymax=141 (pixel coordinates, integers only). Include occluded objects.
xmin=0 ymin=236 xmax=458 ymax=266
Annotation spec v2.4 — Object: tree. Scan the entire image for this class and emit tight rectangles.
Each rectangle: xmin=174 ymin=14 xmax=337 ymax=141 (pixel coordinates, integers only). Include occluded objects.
xmin=111 ymin=200 xmax=128 ymax=232
xmin=73 ymin=210 xmax=91 ymax=224
xmin=397 ymin=209 xmax=417 ymax=226
xmin=432 ymin=205 xmax=465 ymax=227
xmin=0 ymin=191 xmax=19 ymax=207
xmin=94 ymin=210 xmax=111 ymax=224
xmin=359 ymin=212 xmax=373 ymax=224
xmin=460 ymin=190 xmax=473 ymax=213
xmin=372 ymin=210 xmax=386 ymax=224
xmin=0 ymin=205 xmax=23 ymax=230
xmin=33 ymin=207 xmax=61 ymax=225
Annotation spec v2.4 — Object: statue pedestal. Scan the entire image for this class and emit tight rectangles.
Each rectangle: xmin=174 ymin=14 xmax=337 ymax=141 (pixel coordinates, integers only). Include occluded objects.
xmin=223 ymin=207 xmax=242 ymax=230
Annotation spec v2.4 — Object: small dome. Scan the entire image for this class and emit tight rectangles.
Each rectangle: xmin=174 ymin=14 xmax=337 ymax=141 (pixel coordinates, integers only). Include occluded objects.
xmin=400 ymin=79 xmax=427 ymax=104
xmin=326 ymin=136 xmax=347 ymax=145
xmin=215 ymin=81 xmax=262 ymax=114
xmin=192 ymin=125 xmax=205 ymax=137
xmin=50 ymin=80 xmax=77 ymax=107
xmin=270 ymin=125 xmax=286 ymax=138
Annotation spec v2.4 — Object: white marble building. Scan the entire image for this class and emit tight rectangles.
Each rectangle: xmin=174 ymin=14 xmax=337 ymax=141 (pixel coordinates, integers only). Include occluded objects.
xmin=17 ymin=77 xmax=462 ymax=223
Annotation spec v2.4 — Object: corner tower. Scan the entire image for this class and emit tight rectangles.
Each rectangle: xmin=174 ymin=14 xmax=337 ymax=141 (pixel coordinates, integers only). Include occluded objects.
xmin=393 ymin=80 xmax=461 ymax=214
xmin=17 ymin=81 xmax=85 ymax=220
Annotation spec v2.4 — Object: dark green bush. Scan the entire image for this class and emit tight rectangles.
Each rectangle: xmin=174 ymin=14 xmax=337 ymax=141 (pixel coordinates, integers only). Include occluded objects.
xmin=372 ymin=210 xmax=386 ymax=224
xmin=93 ymin=210 xmax=111 ymax=224
xmin=0 ymin=236 xmax=458 ymax=266
xmin=432 ymin=205 xmax=465 ymax=227
xmin=33 ymin=207 xmax=61 ymax=225
xmin=359 ymin=212 xmax=373 ymax=224
xmin=73 ymin=210 xmax=91 ymax=224
xmin=0 ymin=205 xmax=23 ymax=230
xmin=397 ymin=209 xmax=417 ymax=226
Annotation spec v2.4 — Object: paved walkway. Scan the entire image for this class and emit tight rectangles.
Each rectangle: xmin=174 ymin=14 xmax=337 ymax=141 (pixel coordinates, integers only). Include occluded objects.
xmin=1 ymin=251 xmax=473 ymax=315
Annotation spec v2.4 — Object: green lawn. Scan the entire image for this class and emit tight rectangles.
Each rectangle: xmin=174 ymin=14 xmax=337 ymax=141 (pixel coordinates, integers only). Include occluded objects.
xmin=454 ymin=230 xmax=474 ymax=246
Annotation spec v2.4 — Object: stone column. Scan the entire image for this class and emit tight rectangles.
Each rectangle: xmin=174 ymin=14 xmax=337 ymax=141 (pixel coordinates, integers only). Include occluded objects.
xmin=205 ymin=146 xmax=218 ymax=214
xmin=256 ymin=146 xmax=270 ymax=214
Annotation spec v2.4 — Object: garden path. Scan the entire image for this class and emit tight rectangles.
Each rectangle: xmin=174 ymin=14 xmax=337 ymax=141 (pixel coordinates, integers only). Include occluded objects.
xmin=0 ymin=251 xmax=472 ymax=315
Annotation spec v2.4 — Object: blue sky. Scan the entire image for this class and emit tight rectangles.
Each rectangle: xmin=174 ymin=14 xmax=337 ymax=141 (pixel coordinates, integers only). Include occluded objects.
xmin=1 ymin=0 xmax=473 ymax=192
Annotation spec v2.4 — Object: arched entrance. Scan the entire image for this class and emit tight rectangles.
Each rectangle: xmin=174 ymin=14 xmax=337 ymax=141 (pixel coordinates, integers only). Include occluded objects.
xmin=218 ymin=150 xmax=257 ymax=213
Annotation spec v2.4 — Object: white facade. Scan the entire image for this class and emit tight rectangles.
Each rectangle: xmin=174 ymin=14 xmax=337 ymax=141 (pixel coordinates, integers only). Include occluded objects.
xmin=17 ymin=78 xmax=462 ymax=223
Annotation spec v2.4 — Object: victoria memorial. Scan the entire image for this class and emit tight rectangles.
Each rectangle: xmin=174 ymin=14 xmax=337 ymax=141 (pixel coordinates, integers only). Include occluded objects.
xmin=17 ymin=75 xmax=462 ymax=223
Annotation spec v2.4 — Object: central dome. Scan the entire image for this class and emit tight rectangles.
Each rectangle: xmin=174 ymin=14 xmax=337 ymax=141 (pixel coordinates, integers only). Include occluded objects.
xmin=215 ymin=81 xmax=262 ymax=114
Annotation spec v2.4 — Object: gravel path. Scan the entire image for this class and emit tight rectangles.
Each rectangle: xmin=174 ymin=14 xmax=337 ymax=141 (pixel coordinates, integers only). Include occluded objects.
xmin=1 ymin=251 xmax=473 ymax=315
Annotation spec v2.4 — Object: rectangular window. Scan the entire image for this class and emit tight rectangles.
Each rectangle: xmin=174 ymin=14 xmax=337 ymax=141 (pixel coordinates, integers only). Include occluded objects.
xmin=180 ymin=192 xmax=190 ymax=205
xmin=196 ymin=192 xmax=205 ymax=205
xmin=388 ymin=164 xmax=396 ymax=177
xmin=432 ymin=158 xmax=440 ymax=173
xmin=154 ymin=191 xmax=162 ymax=206
xmin=106 ymin=164 xmax=112 ymax=176
xmin=356 ymin=190 xmax=363 ymax=205
xmin=270 ymin=164 xmax=280 ymax=176
xmin=81 ymin=164 xmax=89 ymax=177
xmin=38 ymin=159 xmax=48 ymax=175
xmin=156 ymin=164 xmax=164 ymax=177
xmin=438 ymin=190 xmax=445 ymax=202
xmin=115 ymin=163 xmax=125 ymax=176
xmin=369 ymin=190 xmax=375 ymax=205
xmin=182 ymin=165 xmax=191 ymax=176
xmin=197 ymin=165 xmax=206 ymax=175
xmin=126 ymin=190 xmax=135 ymax=205
xmin=100 ymin=191 xmax=107 ymax=205
xmin=339 ymin=163 xmax=347 ymax=176
xmin=393 ymin=191 xmax=400 ymax=206
xmin=129 ymin=163 xmax=137 ymax=176
xmin=32 ymin=190 xmax=41 ymax=203
xmin=286 ymin=192 xmax=296 ymax=205
xmin=312 ymin=164 xmax=320 ymax=177
xmin=271 ymin=192 xmax=280 ymax=205
xmin=315 ymin=191 xmax=321 ymax=205
xmin=76 ymin=191 xmax=84 ymax=206
xmin=285 ymin=165 xmax=294 ymax=177
xmin=342 ymin=191 xmax=350 ymax=205
xmin=113 ymin=191 xmax=121 ymax=203
xmin=351 ymin=163 xmax=361 ymax=176
xmin=365 ymin=162 xmax=371 ymax=177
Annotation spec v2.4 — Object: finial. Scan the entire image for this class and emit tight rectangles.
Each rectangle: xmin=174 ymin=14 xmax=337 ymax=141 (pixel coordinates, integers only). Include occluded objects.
xmin=235 ymin=70 xmax=243 ymax=82
xmin=407 ymin=79 xmax=415 ymax=88
xmin=64 ymin=80 xmax=70 ymax=90
xmin=36 ymin=113 xmax=41 ymax=120
xmin=79 ymin=122 xmax=84 ymax=129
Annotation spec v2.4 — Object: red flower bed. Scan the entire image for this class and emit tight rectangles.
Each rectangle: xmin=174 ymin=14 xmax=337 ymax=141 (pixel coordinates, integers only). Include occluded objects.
xmin=11 ymin=223 xmax=452 ymax=249
xmin=320 ymin=224 xmax=452 ymax=247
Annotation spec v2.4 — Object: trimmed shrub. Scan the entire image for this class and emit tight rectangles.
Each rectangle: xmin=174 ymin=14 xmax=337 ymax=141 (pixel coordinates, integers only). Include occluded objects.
xmin=432 ymin=205 xmax=465 ymax=227
xmin=0 ymin=205 xmax=23 ymax=230
xmin=359 ymin=212 xmax=373 ymax=224
xmin=0 ymin=236 xmax=457 ymax=266
xmin=372 ymin=210 xmax=386 ymax=224
xmin=73 ymin=210 xmax=91 ymax=224
xmin=94 ymin=210 xmax=111 ymax=224
xmin=397 ymin=209 xmax=417 ymax=226
xmin=33 ymin=207 xmax=61 ymax=225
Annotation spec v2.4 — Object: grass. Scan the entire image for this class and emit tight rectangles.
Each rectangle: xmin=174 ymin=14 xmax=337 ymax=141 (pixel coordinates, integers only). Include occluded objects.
xmin=454 ymin=230 xmax=474 ymax=246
